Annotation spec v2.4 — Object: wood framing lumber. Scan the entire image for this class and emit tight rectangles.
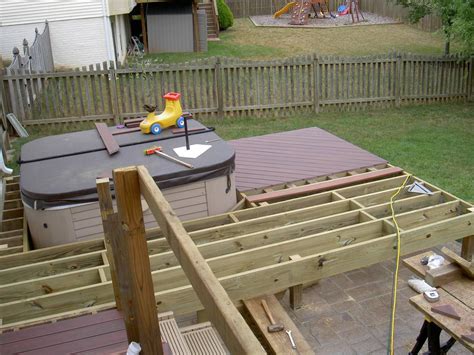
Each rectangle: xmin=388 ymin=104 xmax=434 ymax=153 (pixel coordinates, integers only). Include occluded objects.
xmin=461 ymin=235 xmax=474 ymax=262
xmin=95 ymin=123 xmax=119 ymax=155
xmin=112 ymin=167 xmax=163 ymax=354
xmin=0 ymin=239 xmax=105 ymax=270
xmin=137 ymin=165 xmax=264 ymax=355
xmin=425 ymin=263 xmax=464 ymax=287
xmin=246 ymin=166 xmax=404 ymax=203
xmin=243 ymin=294 xmax=314 ymax=354
xmin=1 ymin=170 xmax=473 ymax=330
xmin=440 ymin=246 xmax=474 ymax=278
xmin=3 ymin=205 xmax=470 ymax=328
xmin=289 ymin=255 xmax=303 ymax=310
xmin=96 ymin=178 xmax=121 ymax=310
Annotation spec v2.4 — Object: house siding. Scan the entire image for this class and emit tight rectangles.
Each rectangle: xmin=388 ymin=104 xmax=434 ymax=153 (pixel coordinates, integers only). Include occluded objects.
xmin=0 ymin=1 xmax=104 ymax=26
xmin=0 ymin=18 xmax=109 ymax=68
xmin=108 ymin=0 xmax=136 ymax=16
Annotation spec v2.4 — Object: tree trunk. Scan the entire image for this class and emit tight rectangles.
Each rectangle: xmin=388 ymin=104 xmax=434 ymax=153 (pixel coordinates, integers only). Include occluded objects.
xmin=444 ymin=40 xmax=450 ymax=55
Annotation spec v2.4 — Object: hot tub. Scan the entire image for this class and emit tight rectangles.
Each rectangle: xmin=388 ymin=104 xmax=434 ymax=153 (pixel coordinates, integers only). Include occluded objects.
xmin=20 ymin=120 xmax=236 ymax=248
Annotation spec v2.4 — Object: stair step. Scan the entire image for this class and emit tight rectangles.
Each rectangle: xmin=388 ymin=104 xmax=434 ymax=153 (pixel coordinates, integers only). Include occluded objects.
xmin=159 ymin=311 xmax=192 ymax=355
xmin=181 ymin=322 xmax=228 ymax=355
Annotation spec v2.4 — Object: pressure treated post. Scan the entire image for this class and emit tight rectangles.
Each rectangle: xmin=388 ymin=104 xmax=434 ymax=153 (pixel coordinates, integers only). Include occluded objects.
xmin=96 ymin=178 xmax=122 ymax=311
xmin=461 ymin=236 xmax=474 ymax=262
xmin=289 ymin=254 xmax=303 ymax=310
xmin=112 ymin=167 xmax=163 ymax=355
xmin=313 ymin=54 xmax=320 ymax=113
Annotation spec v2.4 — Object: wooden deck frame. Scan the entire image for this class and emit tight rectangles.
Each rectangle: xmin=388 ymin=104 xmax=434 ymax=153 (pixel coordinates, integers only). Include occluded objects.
xmin=0 ymin=168 xmax=473 ymax=332
xmin=137 ymin=166 xmax=264 ymax=354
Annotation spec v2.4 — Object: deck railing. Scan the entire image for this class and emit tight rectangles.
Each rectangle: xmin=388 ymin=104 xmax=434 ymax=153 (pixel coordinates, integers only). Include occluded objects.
xmin=1 ymin=53 xmax=472 ymax=127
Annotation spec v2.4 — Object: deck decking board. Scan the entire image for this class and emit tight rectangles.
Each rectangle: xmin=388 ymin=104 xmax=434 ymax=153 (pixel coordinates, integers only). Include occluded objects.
xmin=230 ymin=127 xmax=386 ymax=191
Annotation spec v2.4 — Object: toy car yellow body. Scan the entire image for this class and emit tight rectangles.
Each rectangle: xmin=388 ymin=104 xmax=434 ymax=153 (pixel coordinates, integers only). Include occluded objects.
xmin=140 ymin=92 xmax=184 ymax=135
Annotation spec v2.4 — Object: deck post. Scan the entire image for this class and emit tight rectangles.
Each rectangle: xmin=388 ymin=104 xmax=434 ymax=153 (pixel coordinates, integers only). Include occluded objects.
xmin=96 ymin=178 xmax=122 ymax=310
xmin=111 ymin=167 xmax=163 ymax=355
xmin=140 ymin=4 xmax=148 ymax=53
xmin=461 ymin=235 xmax=474 ymax=262
xmin=289 ymin=254 xmax=303 ymax=310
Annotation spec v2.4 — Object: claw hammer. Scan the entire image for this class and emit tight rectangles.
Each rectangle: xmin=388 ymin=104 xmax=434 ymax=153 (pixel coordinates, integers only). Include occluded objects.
xmin=144 ymin=146 xmax=194 ymax=169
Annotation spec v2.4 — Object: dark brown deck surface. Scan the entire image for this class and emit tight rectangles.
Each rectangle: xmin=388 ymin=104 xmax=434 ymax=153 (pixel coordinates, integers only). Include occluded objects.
xmin=229 ymin=127 xmax=387 ymax=191
xmin=0 ymin=309 xmax=128 ymax=354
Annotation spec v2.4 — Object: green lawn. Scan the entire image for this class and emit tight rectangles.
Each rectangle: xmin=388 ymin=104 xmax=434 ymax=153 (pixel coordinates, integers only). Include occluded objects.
xmin=16 ymin=103 xmax=474 ymax=203
xmin=139 ymin=18 xmax=452 ymax=64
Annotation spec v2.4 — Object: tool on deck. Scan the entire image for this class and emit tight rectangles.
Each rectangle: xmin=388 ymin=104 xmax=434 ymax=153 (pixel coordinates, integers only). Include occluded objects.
xmin=286 ymin=329 xmax=297 ymax=349
xmin=144 ymin=146 xmax=194 ymax=169
xmin=261 ymin=299 xmax=284 ymax=333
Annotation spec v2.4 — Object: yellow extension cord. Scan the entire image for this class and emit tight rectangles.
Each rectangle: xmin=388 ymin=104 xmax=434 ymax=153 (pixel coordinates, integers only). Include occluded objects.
xmin=388 ymin=173 xmax=411 ymax=355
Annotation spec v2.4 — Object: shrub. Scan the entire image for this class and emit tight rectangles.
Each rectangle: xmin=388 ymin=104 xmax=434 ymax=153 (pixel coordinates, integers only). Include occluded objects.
xmin=217 ymin=0 xmax=234 ymax=30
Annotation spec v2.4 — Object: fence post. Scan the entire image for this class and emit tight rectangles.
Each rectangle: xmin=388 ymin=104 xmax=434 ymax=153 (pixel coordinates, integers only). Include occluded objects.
xmin=215 ymin=57 xmax=224 ymax=117
xmin=108 ymin=61 xmax=120 ymax=124
xmin=468 ymin=56 xmax=473 ymax=102
xmin=313 ymin=53 xmax=320 ymax=113
xmin=0 ymin=69 xmax=8 ymax=129
xmin=395 ymin=52 xmax=402 ymax=107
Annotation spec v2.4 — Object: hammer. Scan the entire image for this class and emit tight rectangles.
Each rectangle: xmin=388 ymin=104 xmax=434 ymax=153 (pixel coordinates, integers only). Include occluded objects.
xmin=144 ymin=146 xmax=194 ymax=169
xmin=261 ymin=299 xmax=284 ymax=333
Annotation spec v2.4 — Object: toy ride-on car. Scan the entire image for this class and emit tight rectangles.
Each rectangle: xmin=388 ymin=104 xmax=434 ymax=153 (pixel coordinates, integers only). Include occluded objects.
xmin=140 ymin=92 xmax=185 ymax=135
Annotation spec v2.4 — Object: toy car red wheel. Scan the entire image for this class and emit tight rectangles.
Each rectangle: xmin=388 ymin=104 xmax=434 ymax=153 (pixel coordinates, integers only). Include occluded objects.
xmin=151 ymin=123 xmax=162 ymax=135
xmin=176 ymin=117 xmax=185 ymax=128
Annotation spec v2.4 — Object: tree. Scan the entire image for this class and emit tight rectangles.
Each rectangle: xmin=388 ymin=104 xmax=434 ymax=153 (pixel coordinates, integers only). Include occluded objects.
xmin=394 ymin=0 xmax=473 ymax=55
xmin=217 ymin=0 xmax=234 ymax=31
xmin=451 ymin=0 xmax=474 ymax=54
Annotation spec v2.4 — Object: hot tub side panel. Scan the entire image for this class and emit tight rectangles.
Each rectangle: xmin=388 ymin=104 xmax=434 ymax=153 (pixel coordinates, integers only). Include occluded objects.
xmin=25 ymin=174 xmax=236 ymax=248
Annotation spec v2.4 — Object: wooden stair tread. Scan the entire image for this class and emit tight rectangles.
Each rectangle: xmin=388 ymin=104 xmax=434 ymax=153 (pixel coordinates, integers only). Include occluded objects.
xmin=181 ymin=321 xmax=228 ymax=355
xmin=243 ymin=294 xmax=314 ymax=354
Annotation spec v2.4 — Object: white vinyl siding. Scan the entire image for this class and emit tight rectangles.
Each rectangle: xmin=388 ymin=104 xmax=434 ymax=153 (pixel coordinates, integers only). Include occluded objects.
xmin=0 ymin=1 xmax=104 ymax=26
xmin=107 ymin=0 xmax=136 ymax=16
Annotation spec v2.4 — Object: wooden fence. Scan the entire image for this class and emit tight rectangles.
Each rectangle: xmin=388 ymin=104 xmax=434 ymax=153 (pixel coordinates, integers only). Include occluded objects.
xmin=226 ymin=0 xmax=442 ymax=32
xmin=1 ymin=53 xmax=472 ymax=126
xmin=7 ymin=21 xmax=54 ymax=72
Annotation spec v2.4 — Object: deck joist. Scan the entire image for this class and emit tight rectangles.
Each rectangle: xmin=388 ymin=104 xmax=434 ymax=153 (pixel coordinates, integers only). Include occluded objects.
xmin=0 ymin=166 xmax=473 ymax=330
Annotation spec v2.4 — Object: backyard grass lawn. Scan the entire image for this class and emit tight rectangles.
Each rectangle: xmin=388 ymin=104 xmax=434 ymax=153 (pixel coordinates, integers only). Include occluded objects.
xmin=16 ymin=103 xmax=473 ymax=203
xmin=142 ymin=18 xmax=452 ymax=63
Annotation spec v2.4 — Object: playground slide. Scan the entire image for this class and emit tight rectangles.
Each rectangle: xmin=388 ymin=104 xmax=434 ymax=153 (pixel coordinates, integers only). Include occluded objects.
xmin=273 ymin=1 xmax=296 ymax=18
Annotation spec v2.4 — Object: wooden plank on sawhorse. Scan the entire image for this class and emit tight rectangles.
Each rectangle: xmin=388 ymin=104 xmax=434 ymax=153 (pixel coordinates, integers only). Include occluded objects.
xmin=95 ymin=123 xmax=119 ymax=155
xmin=243 ymin=294 xmax=314 ymax=355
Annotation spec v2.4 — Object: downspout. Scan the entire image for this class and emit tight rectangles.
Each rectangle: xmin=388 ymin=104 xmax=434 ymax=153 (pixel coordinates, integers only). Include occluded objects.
xmin=101 ymin=0 xmax=116 ymax=66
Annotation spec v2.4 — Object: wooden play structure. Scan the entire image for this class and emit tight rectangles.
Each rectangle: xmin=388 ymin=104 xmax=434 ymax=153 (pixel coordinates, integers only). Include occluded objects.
xmin=0 ymin=162 xmax=473 ymax=353
xmin=275 ymin=0 xmax=363 ymax=25
xmin=288 ymin=0 xmax=333 ymax=25
xmin=343 ymin=0 xmax=365 ymax=23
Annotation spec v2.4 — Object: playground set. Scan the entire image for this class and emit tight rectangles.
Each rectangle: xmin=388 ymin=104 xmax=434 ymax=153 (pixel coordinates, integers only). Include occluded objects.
xmin=274 ymin=0 xmax=364 ymax=25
